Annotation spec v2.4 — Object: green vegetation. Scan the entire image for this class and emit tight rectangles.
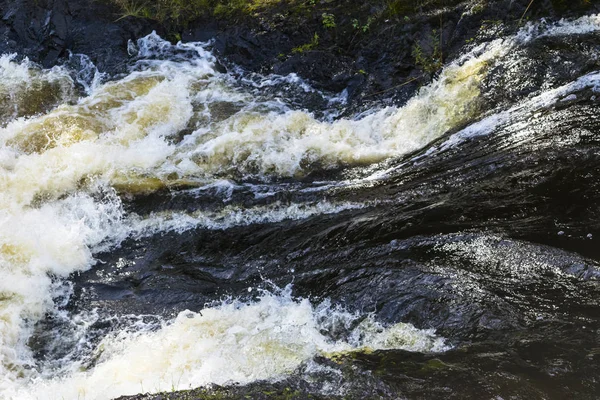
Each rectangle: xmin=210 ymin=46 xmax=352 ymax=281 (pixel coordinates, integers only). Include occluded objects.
xmin=385 ymin=0 xmax=463 ymax=17
xmin=321 ymin=12 xmax=336 ymax=29
xmin=471 ymin=1 xmax=486 ymax=14
xmin=110 ymin=0 xmax=284 ymax=25
xmin=113 ymin=0 xmax=151 ymax=20
xmin=351 ymin=17 xmax=373 ymax=33
xmin=107 ymin=0 xmax=596 ymax=30
xmin=412 ymin=43 xmax=442 ymax=75
xmin=107 ymin=0 xmax=467 ymax=28
xmin=292 ymin=32 xmax=319 ymax=53
xmin=412 ymin=29 xmax=443 ymax=75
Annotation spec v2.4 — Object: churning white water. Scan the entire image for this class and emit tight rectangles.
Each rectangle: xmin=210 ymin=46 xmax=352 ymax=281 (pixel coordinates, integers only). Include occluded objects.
xmin=1 ymin=14 xmax=600 ymax=400
xmin=10 ymin=285 xmax=448 ymax=399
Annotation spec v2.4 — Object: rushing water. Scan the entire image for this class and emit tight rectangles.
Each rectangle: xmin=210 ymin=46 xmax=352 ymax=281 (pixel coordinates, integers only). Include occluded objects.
xmin=1 ymin=14 xmax=600 ymax=400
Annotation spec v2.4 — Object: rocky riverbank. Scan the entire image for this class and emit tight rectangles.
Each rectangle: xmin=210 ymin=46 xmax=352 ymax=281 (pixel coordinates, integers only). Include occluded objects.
xmin=2 ymin=0 xmax=597 ymax=109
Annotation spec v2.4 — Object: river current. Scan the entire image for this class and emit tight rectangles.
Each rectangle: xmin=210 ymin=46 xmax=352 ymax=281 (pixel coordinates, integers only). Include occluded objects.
xmin=1 ymin=14 xmax=600 ymax=400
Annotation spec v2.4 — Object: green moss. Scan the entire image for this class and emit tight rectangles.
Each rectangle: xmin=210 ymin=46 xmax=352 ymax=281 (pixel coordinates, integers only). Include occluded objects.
xmin=109 ymin=0 xmax=284 ymax=26
xmin=292 ymin=32 xmax=319 ymax=54
xmin=321 ymin=12 xmax=336 ymax=29
xmin=471 ymin=1 xmax=486 ymax=14
xmin=412 ymin=43 xmax=441 ymax=75
xmin=412 ymin=27 xmax=443 ymax=75
xmin=385 ymin=0 xmax=463 ymax=17
xmin=351 ymin=17 xmax=373 ymax=33
xmin=419 ymin=358 xmax=448 ymax=373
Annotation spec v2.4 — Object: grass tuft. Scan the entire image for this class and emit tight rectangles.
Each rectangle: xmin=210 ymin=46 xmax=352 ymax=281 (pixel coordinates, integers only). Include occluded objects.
xmin=108 ymin=0 xmax=284 ymax=25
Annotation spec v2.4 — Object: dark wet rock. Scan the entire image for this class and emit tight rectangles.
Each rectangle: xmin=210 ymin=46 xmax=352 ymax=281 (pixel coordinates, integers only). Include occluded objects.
xmin=341 ymin=328 xmax=600 ymax=399
xmin=481 ymin=32 xmax=600 ymax=111
xmin=180 ymin=0 xmax=600 ymax=112
xmin=0 ymin=0 xmax=160 ymax=73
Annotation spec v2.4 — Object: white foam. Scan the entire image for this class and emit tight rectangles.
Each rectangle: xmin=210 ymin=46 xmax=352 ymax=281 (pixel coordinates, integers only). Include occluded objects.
xmin=0 ymin=46 xmax=213 ymax=395
xmin=0 ymin=189 xmax=126 ymax=394
xmin=0 ymin=54 xmax=75 ymax=124
xmin=13 ymin=286 xmax=447 ymax=400
xmin=173 ymin=39 xmax=497 ymax=177
xmin=518 ymin=14 xmax=600 ymax=42
xmin=127 ymin=200 xmax=368 ymax=237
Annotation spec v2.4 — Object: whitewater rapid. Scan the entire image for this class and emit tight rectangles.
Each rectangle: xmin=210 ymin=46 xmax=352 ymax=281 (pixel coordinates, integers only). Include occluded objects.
xmin=1 ymin=13 xmax=599 ymax=399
